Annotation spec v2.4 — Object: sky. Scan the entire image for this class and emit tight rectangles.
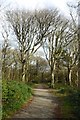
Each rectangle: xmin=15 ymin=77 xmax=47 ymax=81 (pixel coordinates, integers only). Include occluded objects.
xmin=12 ymin=0 xmax=76 ymax=9
xmin=8 ymin=0 xmax=76 ymax=15
xmin=0 ymin=0 xmax=77 ymax=50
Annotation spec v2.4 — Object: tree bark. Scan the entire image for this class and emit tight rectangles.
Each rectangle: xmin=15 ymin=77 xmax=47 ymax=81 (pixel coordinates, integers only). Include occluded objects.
xmin=51 ymin=62 xmax=55 ymax=88
xmin=77 ymin=2 xmax=80 ymax=87
xmin=66 ymin=67 xmax=72 ymax=86
xmin=67 ymin=67 xmax=70 ymax=85
xmin=69 ymin=69 xmax=72 ymax=86
xmin=22 ymin=62 xmax=26 ymax=82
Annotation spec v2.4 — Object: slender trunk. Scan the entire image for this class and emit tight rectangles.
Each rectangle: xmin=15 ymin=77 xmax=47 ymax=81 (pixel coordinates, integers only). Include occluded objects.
xmin=2 ymin=61 xmax=6 ymax=80
xmin=77 ymin=1 xmax=80 ymax=87
xmin=69 ymin=69 xmax=72 ymax=86
xmin=76 ymin=71 xmax=78 ymax=87
xmin=51 ymin=62 xmax=55 ymax=88
xmin=67 ymin=67 xmax=70 ymax=85
xmin=41 ymin=72 xmax=44 ymax=82
xmin=26 ymin=62 xmax=29 ymax=82
xmin=67 ymin=67 xmax=72 ymax=86
xmin=77 ymin=38 xmax=80 ymax=87
xmin=51 ymin=72 xmax=55 ymax=88
xmin=26 ymin=52 xmax=30 ymax=82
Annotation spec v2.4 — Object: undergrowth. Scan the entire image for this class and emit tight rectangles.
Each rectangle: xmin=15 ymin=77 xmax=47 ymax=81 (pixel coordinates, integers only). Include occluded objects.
xmin=2 ymin=80 xmax=32 ymax=119
xmin=53 ymin=84 xmax=80 ymax=119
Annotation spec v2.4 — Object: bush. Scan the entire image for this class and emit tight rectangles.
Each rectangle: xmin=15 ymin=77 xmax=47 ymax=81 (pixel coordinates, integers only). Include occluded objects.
xmin=47 ymin=82 xmax=51 ymax=88
xmin=54 ymin=83 xmax=76 ymax=95
xmin=2 ymin=80 xmax=32 ymax=118
xmin=67 ymin=90 xmax=80 ymax=118
xmin=56 ymin=86 xmax=80 ymax=119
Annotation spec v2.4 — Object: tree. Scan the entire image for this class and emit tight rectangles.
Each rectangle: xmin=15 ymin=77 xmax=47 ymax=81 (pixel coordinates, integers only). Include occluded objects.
xmin=60 ymin=43 xmax=77 ymax=86
xmin=77 ymin=1 xmax=80 ymax=87
xmin=42 ymin=13 xmax=72 ymax=87
xmin=6 ymin=9 xmax=50 ymax=82
xmin=29 ymin=55 xmax=49 ymax=83
xmin=68 ymin=2 xmax=80 ymax=87
xmin=2 ymin=29 xmax=9 ymax=80
xmin=34 ymin=9 xmax=62 ymax=87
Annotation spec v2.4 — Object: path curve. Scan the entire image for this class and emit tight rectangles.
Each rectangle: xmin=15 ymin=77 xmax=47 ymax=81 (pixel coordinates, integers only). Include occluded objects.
xmin=12 ymin=84 xmax=61 ymax=119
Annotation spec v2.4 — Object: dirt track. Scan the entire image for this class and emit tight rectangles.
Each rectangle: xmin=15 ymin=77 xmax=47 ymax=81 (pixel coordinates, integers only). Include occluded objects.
xmin=12 ymin=84 xmax=61 ymax=119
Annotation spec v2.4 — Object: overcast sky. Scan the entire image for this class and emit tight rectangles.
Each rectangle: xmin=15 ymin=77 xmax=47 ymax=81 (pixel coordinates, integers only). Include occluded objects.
xmin=7 ymin=0 xmax=77 ymax=15
xmin=0 ymin=0 xmax=77 ymax=49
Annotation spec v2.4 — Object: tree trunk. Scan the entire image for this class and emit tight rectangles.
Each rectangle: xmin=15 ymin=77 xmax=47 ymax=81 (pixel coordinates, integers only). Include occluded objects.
xmin=41 ymin=72 xmax=44 ymax=82
xmin=69 ymin=69 xmax=72 ymax=86
xmin=26 ymin=52 xmax=30 ymax=82
xmin=77 ymin=1 xmax=80 ymax=87
xmin=51 ymin=63 xmax=55 ymax=88
xmin=67 ymin=67 xmax=72 ymax=86
xmin=2 ymin=60 xmax=6 ymax=80
xmin=67 ymin=67 xmax=70 ymax=85
xmin=26 ymin=62 xmax=29 ymax=82
xmin=22 ymin=63 xmax=26 ymax=82
xmin=51 ymin=72 xmax=55 ymax=88
xmin=77 ymin=36 xmax=80 ymax=87
xmin=21 ymin=52 xmax=29 ymax=82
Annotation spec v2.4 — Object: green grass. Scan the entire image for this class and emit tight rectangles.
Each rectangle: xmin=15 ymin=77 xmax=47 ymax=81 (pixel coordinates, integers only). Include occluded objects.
xmin=53 ymin=84 xmax=80 ymax=119
xmin=2 ymin=80 xmax=33 ymax=119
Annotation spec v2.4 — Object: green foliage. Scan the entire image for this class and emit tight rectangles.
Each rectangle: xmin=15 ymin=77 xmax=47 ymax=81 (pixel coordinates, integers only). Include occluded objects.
xmin=57 ymin=86 xmax=75 ymax=95
xmin=60 ymin=90 xmax=80 ymax=119
xmin=2 ymin=80 xmax=32 ymax=118
xmin=54 ymin=83 xmax=76 ymax=94
xmin=54 ymin=84 xmax=80 ymax=119
xmin=66 ymin=90 xmax=80 ymax=118
xmin=47 ymin=82 xmax=51 ymax=88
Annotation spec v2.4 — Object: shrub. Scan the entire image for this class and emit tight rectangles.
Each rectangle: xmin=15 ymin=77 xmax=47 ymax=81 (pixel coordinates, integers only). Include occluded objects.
xmin=2 ymin=80 xmax=32 ymax=118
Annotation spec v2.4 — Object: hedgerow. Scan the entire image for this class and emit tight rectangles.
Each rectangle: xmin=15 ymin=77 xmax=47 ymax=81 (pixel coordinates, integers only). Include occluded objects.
xmin=2 ymin=80 xmax=32 ymax=118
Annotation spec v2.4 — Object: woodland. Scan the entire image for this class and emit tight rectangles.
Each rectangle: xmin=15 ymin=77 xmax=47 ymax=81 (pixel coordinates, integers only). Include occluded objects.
xmin=1 ymin=1 xmax=80 ymax=119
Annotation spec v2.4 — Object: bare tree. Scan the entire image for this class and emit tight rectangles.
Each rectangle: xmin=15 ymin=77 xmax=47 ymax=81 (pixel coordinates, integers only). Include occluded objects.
xmin=6 ymin=9 xmax=51 ymax=82
xmin=60 ymin=41 xmax=77 ymax=86
xmin=34 ymin=9 xmax=60 ymax=87
xmin=67 ymin=2 xmax=80 ymax=87
xmin=42 ymin=13 xmax=72 ymax=87
xmin=1 ymin=29 xmax=11 ymax=80
xmin=6 ymin=10 xmax=33 ymax=82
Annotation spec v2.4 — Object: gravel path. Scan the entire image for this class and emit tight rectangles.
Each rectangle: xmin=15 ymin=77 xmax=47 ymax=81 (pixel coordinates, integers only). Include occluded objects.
xmin=12 ymin=84 xmax=61 ymax=119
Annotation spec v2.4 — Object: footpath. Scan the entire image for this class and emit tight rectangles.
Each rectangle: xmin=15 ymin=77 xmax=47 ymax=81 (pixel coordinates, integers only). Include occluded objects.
xmin=12 ymin=84 xmax=61 ymax=119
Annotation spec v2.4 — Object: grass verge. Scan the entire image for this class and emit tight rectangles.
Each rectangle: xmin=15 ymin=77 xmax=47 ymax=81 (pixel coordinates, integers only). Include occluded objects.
xmin=53 ymin=84 xmax=80 ymax=119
